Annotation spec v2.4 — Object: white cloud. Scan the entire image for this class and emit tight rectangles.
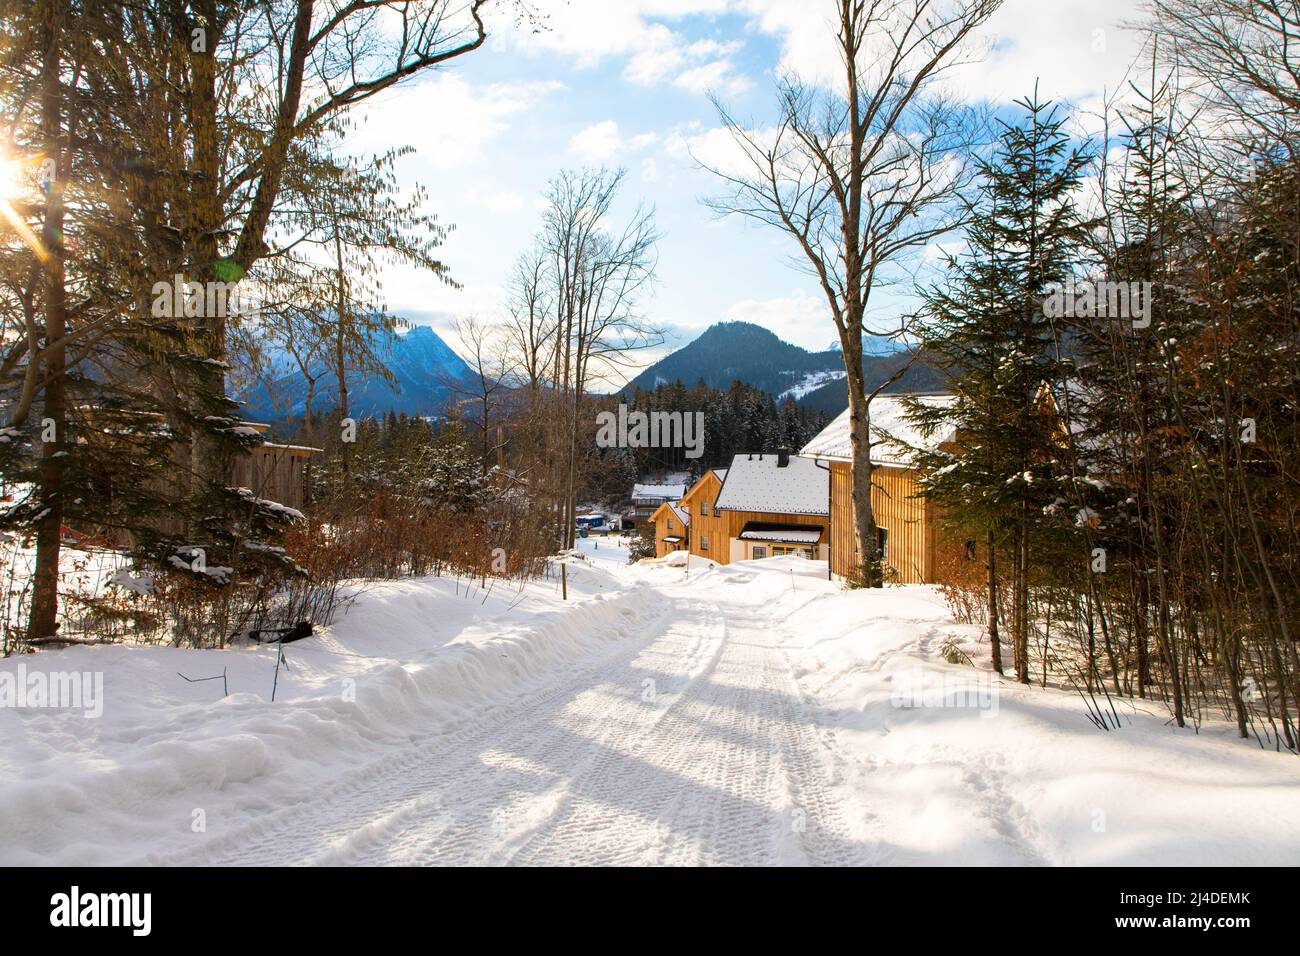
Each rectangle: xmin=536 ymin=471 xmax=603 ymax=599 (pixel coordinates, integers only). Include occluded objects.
xmin=674 ymin=57 xmax=750 ymax=96
xmin=489 ymin=0 xmax=731 ymax=66
xmin=489 ymin=0 xmax=752 ymax=98
xmin=465 ymin=189 xmax=526 ymax=215
xmin=569 ymin=120 xmax=660 ymax=163
xmin=625 ymin=23 xmax=690 ymax=85
xmin=483 ymin=0 xmax=1142 ymax=110
xmin=954 ymin=0 xmax=1142 ymax=105
xmin=736 ymin=0 xmax=1143 ymax=107
xmin=353 ymin=74 xmax=563 ymax=170
xmin=667 ymin=121 xmax=776 ymax=179
xmin=724 ymin=290 xmax=833 ymax=351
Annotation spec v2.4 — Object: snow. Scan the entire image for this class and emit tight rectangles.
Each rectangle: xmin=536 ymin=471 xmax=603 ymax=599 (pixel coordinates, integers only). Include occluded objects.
xmin=714 ymin=453 xmax=829 ymax=516
xmin=736 ymin=525 xmax=822 ymax=543
xmin=1 ymin=543 xmax=1295 ymax=866
xmin=778 ymin=368 xmax=847 ymax=401
xmin=631 ymin=482 xmax=686 ymax=502
xmin=801 ymin=393 xmax=957 ymax=466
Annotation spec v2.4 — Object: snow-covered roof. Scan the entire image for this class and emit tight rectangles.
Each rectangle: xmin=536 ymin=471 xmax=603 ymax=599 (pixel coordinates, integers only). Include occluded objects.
xmin=800 ymin=394 xmax=957 ymax=467
xmin=649 ymin=500 xmax=691 ymax=526
xmin=632 ymin=482 xmax=687 ymax=502
xmin=663 ymin=535 xmax=683 ymax=544
xmin=737 ymin=523 xmax=823 ymax=543
xmin=714 ymin=453 xmax=829 ymax=516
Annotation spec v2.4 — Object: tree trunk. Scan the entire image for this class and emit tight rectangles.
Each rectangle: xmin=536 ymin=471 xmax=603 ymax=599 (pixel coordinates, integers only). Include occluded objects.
xmin=333 ymin=229 xmax=351 ymax=476
xmin=844 ymin=365 xmax=881 ymax=587
xmin=188 ymin=0 xmax=232 ymax=497
xmin=986 ymin=528 xmax=1003 ymax=674
xmin=27 ymin=2 xmax=67 ymax=643
xmin=1015 ymin=517 xmax=1030 ymax=684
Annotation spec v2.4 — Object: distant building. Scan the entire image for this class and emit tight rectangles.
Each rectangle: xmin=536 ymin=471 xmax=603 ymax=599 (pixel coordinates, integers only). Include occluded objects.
xmin=629 ymin=481 xmax=687 ymax=526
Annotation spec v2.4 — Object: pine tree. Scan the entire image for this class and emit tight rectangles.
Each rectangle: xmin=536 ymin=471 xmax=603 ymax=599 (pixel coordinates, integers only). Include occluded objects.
xmin=906 ymin=89 xmax=1093 ymax=681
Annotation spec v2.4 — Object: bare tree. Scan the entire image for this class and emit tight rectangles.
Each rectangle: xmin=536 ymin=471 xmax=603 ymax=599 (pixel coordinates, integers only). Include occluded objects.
xmin=503 ymin=246 xmax=557 ymax=414
xmin=701 ymin=0 xmax=1000 ymax=585
xmin=1147 ymin=0 xmax=1300 ymax=161
xmin=452 ymin=314 xmax=512 ymax=468
xmin=501 ymin=168 xmax=662 ymax=593
xmin=539 ymin=168 xmax=661 ymax=564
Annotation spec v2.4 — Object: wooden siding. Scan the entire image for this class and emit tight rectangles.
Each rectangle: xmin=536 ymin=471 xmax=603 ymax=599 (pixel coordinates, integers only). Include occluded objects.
xmin=229 ymin=444 xmax=315 ymax=511
xmin=681 ymin=471 xmax=727 ymax=562
xmin=680 ymin=467 xmax=830 ymax=566
xmin=828 ymin=461 xmax=935 ymax=583
xmin=650 ymin=504 xmax=688 ymax=558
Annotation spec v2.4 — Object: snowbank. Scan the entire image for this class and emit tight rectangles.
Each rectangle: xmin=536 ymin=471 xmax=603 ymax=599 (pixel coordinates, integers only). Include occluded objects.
xmin=698 ymin=563 xmax=1300 ymax=866
xmin=0 ymin=559 xmax=656 ymax=865
xmin=2 ymin=545 xmax=1294 ymax=866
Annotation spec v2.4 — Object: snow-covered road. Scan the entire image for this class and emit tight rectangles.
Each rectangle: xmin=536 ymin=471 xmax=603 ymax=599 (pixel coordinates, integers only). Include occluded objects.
xmin=3 ymin=539 xmax=1296 ymax=866
xmin=149 ymin=579 xmax=864 ymax=865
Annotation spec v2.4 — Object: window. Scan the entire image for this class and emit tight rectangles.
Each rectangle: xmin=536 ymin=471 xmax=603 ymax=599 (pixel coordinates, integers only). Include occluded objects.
xmin=876 ymin=527 xmax=889 ymax=561
xmin=773 ymin=545 xmax=812 ymax=559
xmin=701 ymin=499 xmax=709 ymax=516
xmin=700 ymin=533 xmax=709 ymax=552
xmin=667 ymin=518 xmax=674 ymax=531
xmin=751 ymin=545 xmax=768 ymax=560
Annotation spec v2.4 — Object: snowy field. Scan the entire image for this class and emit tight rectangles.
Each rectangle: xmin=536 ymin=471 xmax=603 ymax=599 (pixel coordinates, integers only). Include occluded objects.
xmin=0 ymin=535 xmax=1296 ymax=866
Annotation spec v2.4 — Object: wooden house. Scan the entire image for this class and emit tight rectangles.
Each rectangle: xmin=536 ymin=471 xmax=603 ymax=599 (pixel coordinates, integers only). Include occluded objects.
xmin=678 ymin=467 xmax=726 ymax=562
xmin=800 ymin=394 xmax=956 ymax=584
xmin=228 ymin=423 xmax=319 ymax=511
xmin=629 ymin=481 xmax=688 ymax=527
xmin=80 ymin=412 xmax=319 ymax=544
xmin=649 ymin=501 xmax=690 ymax=557
xmin=679 ymin=453 xmax=830 ymax=565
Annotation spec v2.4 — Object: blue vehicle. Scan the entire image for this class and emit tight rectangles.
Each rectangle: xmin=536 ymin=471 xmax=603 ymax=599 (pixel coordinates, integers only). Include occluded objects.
xmin=575 ymin=513 xmax=607 ymax=532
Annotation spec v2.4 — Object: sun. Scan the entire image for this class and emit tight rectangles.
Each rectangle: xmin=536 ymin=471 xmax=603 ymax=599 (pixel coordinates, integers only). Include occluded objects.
xmin=0 ymin=152 xmax=48 ymax=260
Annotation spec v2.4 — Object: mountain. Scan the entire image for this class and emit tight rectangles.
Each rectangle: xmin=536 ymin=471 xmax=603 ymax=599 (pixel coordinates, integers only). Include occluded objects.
xmin=623 ymin=321 xmax=942 ymax=415
xmin=240 ymin=324 xmax=475 ymax=422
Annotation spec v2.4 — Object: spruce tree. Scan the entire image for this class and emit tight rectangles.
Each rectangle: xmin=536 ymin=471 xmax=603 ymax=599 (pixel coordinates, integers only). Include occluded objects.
xmin=906 ymin=89 xmax=1093 ymax=681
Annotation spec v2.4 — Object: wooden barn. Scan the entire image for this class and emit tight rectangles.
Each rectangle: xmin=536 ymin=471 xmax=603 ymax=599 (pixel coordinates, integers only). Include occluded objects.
xmin=677 ymin=453 xmax=830 ymax=565
xmin=228 ymin=422 xmax=319 ymax=511
xmin=800 ymin=394 xmax=956 ymax=584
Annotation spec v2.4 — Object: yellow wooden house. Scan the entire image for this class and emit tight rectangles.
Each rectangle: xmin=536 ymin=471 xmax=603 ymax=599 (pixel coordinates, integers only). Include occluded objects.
xmin=673 ymin=453 xmax=831 ymax=565
xmin=648 ymin=500 xmax=690 ymax=557
xmin=800 ymin=394 xmax=956 ymax=584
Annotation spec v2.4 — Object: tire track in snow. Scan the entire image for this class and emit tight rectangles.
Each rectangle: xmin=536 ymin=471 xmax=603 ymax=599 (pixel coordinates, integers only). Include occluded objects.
xmin=141 ymin=596 xmax=675 ymax=866
xmin=146 ymin=578 xmax=871 ymax=866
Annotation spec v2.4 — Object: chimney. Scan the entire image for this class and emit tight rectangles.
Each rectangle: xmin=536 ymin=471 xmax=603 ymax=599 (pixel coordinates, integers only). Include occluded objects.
xmin=777 ymin=447 xmax=790 ymax=468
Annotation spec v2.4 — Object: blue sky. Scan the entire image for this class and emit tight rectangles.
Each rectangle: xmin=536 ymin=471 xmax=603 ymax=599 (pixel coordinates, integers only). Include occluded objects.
xmin=345 ymin=0 xmax=1143 ymax=380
